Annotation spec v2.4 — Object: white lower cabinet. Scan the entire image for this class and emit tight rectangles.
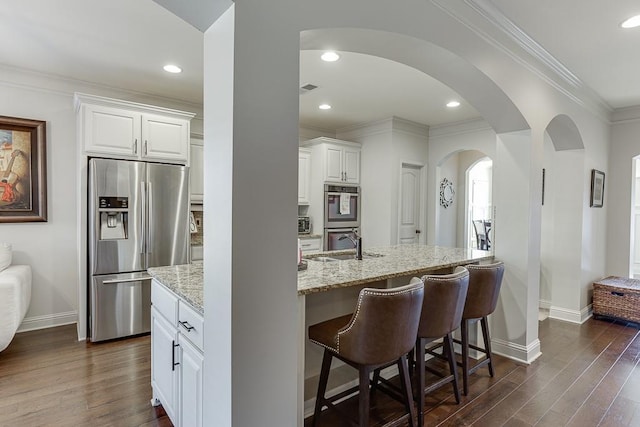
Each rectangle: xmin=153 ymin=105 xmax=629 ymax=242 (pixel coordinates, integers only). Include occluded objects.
xmin=151 ymin=307 xmax=179 ymax=423
xmin=179 ymin=336 xmax=204 ymax=427
xmin=151 ymin=279 xmax=203 ymax=427
xmin=300 ymin=236 xmax=322 ymax=253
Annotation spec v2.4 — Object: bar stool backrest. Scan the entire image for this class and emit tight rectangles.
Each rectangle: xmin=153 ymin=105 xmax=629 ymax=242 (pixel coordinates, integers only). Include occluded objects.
xmin=463 ymin=261 xmax=505 ymax=320
xmin=418 ymin=268 xmax=469 ymax=339
xmin=337 ymin=280 xmax=424 ymax=366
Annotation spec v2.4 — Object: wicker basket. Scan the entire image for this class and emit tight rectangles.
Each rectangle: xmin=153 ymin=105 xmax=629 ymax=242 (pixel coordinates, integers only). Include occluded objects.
xmin=593 ymin=276 xmax=640 ymax=323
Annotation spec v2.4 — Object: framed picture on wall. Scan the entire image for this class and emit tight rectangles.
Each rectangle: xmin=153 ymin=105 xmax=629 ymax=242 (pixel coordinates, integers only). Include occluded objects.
xmin=590 ymin=169 xmax=605 ymax=208
xmin=0 ymin=116 xmax=47 ymax=222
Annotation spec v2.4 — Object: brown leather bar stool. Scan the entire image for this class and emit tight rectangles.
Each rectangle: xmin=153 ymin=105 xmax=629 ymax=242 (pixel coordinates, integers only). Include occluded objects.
xmin=309 ymin=281 xmax=424 ymax=427
xmin=459 ymin=261 xmax=504 ymax=396
xmin=415 ymin=268 xmax=469 ymax=426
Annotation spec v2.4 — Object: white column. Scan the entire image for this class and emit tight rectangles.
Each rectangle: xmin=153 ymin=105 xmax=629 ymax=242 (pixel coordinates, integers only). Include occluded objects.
xmin=491 ymin=129 xmax=542 ymax=363
xmin=203 ymin=4 xmax=300 ymax=426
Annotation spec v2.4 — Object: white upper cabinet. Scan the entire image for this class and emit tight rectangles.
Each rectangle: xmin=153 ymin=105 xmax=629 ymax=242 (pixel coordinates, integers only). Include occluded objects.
xmin=75 ymin=93 xmax=194 ymax=164
xmin=190 ymin=137 xmax=204 ymax=204
xmin=301 ymin=137 xmax=361 ymax=185
xmin=142 ymin=114 xmax=190 ymax=162
xmin=298 ymin=148 xmax=311 ymax=205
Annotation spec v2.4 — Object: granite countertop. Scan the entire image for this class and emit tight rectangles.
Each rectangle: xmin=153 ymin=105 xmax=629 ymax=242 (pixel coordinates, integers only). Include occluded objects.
xmin=298 ymin=244 xmax=493 ymax=295
xmin=148 ymin=262 xmax=204 ymax=314
xmin=148 ymin=245 xmax=493 ymax=305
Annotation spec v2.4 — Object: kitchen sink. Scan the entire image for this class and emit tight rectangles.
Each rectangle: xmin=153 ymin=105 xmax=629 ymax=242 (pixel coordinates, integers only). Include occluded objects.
xmin=306 ymin=252 xmax=384 ymax=262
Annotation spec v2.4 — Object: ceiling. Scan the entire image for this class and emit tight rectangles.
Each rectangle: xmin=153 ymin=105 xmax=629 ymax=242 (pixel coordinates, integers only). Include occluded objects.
xmin=2 ymin=1 xmax=640 ymax=130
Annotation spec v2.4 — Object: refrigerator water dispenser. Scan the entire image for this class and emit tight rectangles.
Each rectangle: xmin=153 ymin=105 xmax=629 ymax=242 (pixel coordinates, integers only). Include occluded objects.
xmin=98 ymin=196 xmax=128 ymax=240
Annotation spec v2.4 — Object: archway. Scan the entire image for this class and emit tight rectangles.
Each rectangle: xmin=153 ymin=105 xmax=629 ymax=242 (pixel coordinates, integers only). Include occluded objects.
xmin=466 ymin=157 xmax=493 ymax=250
xmin=540 ymin=114 xmax=586 ymax=322
xmin=203 ymin=7 xmax=543 ymax=424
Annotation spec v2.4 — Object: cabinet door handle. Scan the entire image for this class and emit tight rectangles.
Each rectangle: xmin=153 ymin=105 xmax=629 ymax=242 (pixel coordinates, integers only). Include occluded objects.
xmin=172 ymin=340 xmax=180 ymax=371
xmin=179 ymin=320 xmax=195 ymax=332
xmin=134 ymin=139 xmax=138 ymax=154
xmin=144 ymin=140 xmax=148 ymax=156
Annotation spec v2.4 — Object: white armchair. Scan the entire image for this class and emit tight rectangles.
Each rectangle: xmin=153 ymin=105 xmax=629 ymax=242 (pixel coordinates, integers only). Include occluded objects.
xmin=0 ymin=265 xmax=32 ymax=352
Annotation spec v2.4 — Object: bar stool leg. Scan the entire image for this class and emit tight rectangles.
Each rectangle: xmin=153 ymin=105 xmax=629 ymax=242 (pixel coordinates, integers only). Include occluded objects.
xmin=312 ymin=350 xmax=333 ymax=427
xmin=398 ymin=354 xmax=417 ymax=427
xmin=461 ymin=319 xmax=470 ymax=396
xmin=445 ymin=333 xmax=461 ymax=403
xmin=480 ymin=317 xmax=494 ymax=377
xmin=416 ymin=338 xmax=426 ymax=427
xmin=358 ymin=366 xmax=371 ymax=427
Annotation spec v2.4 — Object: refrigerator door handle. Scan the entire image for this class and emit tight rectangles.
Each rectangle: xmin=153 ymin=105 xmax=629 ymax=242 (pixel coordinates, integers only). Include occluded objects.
xmin=148 ymin=181 xmax=153 ymax=253
xmin=103 ymin=275 xmax=152 ymax=285
xmin=140 ymin=181 xmax=146 ymax=255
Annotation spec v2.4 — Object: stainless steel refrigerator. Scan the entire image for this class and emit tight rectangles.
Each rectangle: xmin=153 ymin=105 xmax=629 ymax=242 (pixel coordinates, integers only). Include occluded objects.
xmin=88 ymin=158 xmax=189 ymax=342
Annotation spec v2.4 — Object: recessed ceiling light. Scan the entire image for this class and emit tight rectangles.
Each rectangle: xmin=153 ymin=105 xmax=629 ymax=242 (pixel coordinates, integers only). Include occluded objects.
xmin=163 ymin=64 xmax=182 ymax=73
xmin=621 ymin=15 xmax=640 ymax=28
xmin=321 ymin=51 xmax=340 ymax=62
xmin=446 ymin=101 xmax=461 ymax=108
xmin=319 ymin=104 xmax=332 ymax=110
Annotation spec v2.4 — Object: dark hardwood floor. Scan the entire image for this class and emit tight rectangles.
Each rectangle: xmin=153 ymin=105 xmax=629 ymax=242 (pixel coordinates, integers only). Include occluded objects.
xmin=2 ymin=317 xmax=640 ymax=426
xmin=306 ymin=316 xmax=640 ymax=427
xmin=0 ymin=326 xmax=171 ymax=427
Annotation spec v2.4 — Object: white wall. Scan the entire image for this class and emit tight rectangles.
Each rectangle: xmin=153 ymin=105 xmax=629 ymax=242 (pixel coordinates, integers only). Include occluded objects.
xmin=540 ymin=134 xmax=555 ymax=306
xmin=0 ymin=82 xmax=78 ymax=331
xmin=437 ymin=153 xmax=459 ymax=247
xmin=427 ymin=120 xmax=497 ymax=246
xmin=608 ymin=116 xmax=640 ymax=277
xmin=0 ymin=66 xmax=203 ymax=334
xmin=338 ymin=117 xmax=428 ymax=247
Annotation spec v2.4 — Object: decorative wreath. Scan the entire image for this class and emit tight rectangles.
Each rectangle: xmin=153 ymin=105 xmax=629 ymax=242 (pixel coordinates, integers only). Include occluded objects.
xmin=439 ymin=178 xmax=455 ymax=208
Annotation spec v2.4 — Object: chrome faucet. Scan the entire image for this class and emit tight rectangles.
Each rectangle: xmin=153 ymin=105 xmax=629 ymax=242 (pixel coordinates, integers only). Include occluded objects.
xmin=339 ymin=231 xmax=363 ymax=260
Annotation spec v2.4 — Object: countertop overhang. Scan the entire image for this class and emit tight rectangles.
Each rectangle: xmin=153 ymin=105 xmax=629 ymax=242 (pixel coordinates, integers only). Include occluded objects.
xmin=147 ymin=245 xmax=493 ymax=309
xmin=298 ymin=244 xmax=493 ymax=295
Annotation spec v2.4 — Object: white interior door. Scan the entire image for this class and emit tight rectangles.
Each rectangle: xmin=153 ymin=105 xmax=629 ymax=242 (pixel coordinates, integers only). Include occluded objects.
xmin=398 ymin=164 xmax=422 ymax=244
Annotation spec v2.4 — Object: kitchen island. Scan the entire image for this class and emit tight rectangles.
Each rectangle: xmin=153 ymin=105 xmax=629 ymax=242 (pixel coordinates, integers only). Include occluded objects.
xmin=149 ymin=245 xmax=493 ymax=426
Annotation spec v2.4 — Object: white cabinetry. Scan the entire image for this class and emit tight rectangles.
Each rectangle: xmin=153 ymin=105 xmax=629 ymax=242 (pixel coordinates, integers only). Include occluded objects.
xmin=190 ymin=137 xmax=204 ymax=203
xmin=301 ymin=137 xmax=361 ymax=184
xmin=75 ymin=93 xmax=194 ymax=164
xmin=299 ymin=236 xmax=322 ymax=253
xmin=151 ymin=279 xmax=203 ymax=427
xmin=298 ymin=148 xmax=311 ymax=205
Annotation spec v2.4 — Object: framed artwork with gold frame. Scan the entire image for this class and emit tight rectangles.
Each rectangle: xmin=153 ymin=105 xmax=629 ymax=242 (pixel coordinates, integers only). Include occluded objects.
xmin=0 ymin=116 xmax=47 ymax=222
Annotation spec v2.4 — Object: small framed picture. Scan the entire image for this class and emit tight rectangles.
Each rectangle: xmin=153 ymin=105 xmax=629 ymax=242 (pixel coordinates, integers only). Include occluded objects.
xmin=590 ymin=169 xmax=605 ymax=208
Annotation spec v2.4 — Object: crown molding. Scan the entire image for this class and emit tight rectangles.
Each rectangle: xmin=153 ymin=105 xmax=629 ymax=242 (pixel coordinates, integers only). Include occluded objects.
xmin=0 ymin=63 xmax=204 ymax=117
xmin=336 ymin=116 xmax=429 ymax=141
xmin=429 ymin=117 xmax=493 ymax=139
xmin=431 ymin=0 xmax=612 ymax=123
xmin=611 ymin=105 xmax=640 ymax=124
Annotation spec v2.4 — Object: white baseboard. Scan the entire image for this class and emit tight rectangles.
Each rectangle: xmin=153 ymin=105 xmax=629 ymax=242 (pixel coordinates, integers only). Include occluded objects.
xmin=548 ymin=304 xmax=592 ymax=324
xmin=539 ymin=299 xmax=552 ymax=310
xmin=492 ymin=338 xmax=541 ymax=364
xmin=17 ymin=311 xmax=78 ymax=333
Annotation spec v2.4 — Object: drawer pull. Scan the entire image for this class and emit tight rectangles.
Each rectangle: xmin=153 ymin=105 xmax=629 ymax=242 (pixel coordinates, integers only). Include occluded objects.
xmin=611 ymin=291 xmax=625 ymax=297
xmin=179 ymin=320 xmax=195 ymax=332
xmin=172 ymin=341 xmax=180 ymax=371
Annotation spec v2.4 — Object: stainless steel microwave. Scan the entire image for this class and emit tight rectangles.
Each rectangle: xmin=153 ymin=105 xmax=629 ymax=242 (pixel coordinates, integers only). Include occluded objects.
xmin=298 ymin=216 xmax=311 ymax=234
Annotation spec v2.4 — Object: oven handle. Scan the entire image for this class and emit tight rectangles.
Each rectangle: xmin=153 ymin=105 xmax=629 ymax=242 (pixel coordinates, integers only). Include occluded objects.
xmin=327 ymin=192 xmax=360 ymax=196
